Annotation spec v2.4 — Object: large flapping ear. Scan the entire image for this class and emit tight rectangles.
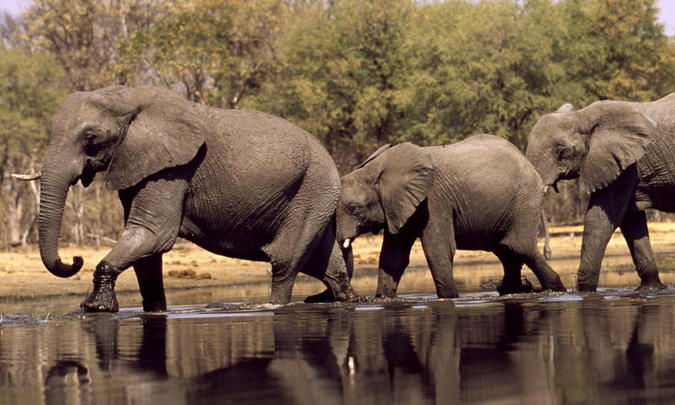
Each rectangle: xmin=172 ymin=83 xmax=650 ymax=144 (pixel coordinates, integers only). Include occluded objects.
xmin=579 ymin=104 xmax=654 ymax=193
xmin=377 ymin=142 xmax=434 ymax=234
xmin=103 ymin=88 xmax=208 ymax=190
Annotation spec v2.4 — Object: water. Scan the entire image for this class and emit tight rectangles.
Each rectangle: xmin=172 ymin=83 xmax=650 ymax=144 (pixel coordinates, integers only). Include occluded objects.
xmin=3 ymin=291 xmax=675 ymax=404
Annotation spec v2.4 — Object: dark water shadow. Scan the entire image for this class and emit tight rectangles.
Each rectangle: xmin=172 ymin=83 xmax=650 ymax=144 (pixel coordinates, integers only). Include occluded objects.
xmin=4 ymin=292 xmax=675 ymax=404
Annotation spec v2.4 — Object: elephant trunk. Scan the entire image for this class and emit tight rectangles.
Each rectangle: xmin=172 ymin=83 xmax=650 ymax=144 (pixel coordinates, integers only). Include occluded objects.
xmin=335 ymin=206 xmax=358 ymax=246
xmin=526 ymin=150 xmax=558 ymax=191
xmin=38 ymin=159 xmax=83 ymax=278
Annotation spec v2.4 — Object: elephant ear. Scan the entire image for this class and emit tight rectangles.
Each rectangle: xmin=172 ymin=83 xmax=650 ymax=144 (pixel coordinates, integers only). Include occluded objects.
xmin=105 ymin=99 xmax=207 ymax=190
xmin=579 ymin=105 xmax=654 ymax=193
xmin=377 ymin=143 xmax=434 ymax=234
xmin=357 ymin=144 xmax=393 ymax=169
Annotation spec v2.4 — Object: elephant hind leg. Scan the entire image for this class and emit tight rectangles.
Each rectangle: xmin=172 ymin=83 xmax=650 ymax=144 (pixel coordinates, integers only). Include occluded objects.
xmin=264 ymin=216 xmax=337 ymax=305
xmin=521 ymin=248 xmax=566 ymax=292
xmin=301 ymin=221 xmax=357 ymax=303
xmin=494 ymin=248 xmax=525 ymax=295
xmin=620 ymin=210 xmax=665 ymax=290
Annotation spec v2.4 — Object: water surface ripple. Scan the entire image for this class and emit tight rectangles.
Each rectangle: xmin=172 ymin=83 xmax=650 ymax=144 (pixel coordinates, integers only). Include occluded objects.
xmin=3 ymin=291 xmax=675 ymax=404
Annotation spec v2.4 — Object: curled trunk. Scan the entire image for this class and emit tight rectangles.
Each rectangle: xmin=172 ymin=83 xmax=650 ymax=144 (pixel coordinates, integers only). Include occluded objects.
xmin=38 ymin=167 xmax=83 ymax=278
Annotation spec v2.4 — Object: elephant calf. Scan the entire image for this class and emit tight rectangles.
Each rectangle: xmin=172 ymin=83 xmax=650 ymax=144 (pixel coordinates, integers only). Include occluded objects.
xmin=38 ymin=85 xmax=356 ymax=312
xmin=336 ymin=135 xmax=566 ymax=298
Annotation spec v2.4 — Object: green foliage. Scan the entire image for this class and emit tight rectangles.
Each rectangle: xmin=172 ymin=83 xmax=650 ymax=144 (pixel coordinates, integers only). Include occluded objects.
xmin=0 ymin=0 xmax=673 ymax=235
xmin=253 ymin=0 xmax=674 ymax=163
xmin=0 ymin=45 xmax=66 ymax=156
xmin=249 ymin=0 xmax=411 ymax=167
xmin=116 ymin=0 xmax=285 ymax=107
xmin=557 ymin=0 xmax=674 ymax=102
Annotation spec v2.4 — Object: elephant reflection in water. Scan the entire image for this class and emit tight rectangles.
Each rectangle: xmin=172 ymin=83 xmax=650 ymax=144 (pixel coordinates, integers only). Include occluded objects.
xmin=546 ymin=300 xmax=675 ymax=403
xmin=35 ymin=300 xmax=675 ymax=404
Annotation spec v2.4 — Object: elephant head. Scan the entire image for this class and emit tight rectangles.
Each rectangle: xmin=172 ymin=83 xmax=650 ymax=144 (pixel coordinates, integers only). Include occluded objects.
xmin=525 ymin=102 xmax=655 ymax=194
xmin=39 ymin=86 xmax=207 ymax=278
xmin=336 ymin=143 xmax=434 ymax=247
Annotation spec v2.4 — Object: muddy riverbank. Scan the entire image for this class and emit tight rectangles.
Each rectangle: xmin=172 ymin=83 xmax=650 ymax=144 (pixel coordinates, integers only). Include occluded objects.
xmin=0 ymin=223 xmax=674 ymax=314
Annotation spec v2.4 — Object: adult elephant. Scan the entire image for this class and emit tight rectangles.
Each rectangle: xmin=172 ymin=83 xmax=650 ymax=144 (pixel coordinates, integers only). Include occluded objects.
xmin=39 ymin=85 xmax=356 ymax=312
xmin=525 ymin=94 xmax=675 ymax=291
xmin=335 ymin=135 xmax=566 ymax=298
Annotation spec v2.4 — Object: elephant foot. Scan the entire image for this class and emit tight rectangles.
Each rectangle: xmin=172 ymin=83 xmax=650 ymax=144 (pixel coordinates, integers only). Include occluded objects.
xmin=435 ymin=285 xmax=460 ymax=299
xmin=81 ymin=261 xmax=120 ymax=313
xmin=142 ymin=299 xmax=167 ymax=312
xmin=333 ymin=284 xmax=359 ymax=302
xmin=497 ymin=277 xmax=534 ymax=295
xmin=542 ymin=277 xmax=566 ymax=293
xmin=637 ymin=280 xmax=666 ymax=291
xmin=304 ymin=289 xmax=335 ymax=303
xmin=576 ymin=283 xmax=597 ymax=293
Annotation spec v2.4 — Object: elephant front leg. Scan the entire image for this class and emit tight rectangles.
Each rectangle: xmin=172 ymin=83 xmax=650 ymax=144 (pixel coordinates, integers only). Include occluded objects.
xmin=577 ymin=208 xmax=619 ymax=292
xmin=81 ymin=226 xmax=177 ymax=313
xmin=81 ymin=178 xmax=185 ymax=313
xmin=420 ymin=219 xmax=459 ymax=299
xmin=577 ymin=184 xmax=634 ymax=292
xmin=620 ymin=210 xmax=665 ymax=291
xmin=80 ymin=261 xmax=120 ymax=312
xmin=376 ymin=230 xmax=417 ymax=298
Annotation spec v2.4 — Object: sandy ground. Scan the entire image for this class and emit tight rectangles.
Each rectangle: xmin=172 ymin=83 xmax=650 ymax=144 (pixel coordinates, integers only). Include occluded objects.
xmin=1 ymin=223 xmax=674 ymax=310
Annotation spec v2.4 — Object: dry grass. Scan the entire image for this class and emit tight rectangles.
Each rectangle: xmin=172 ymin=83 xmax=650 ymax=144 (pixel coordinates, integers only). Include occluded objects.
xmin=1 ymin=223 xmax=674 ymax=309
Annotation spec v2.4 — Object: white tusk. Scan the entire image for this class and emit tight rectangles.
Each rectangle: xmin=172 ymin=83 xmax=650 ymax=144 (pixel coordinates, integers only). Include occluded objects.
xmin=543 ymin=185 xmax=548 ymax=194
xmin=342 ymin=238 xmax=351 ymax=249
xmin=11 ymin=172 xmax=41 ymax=181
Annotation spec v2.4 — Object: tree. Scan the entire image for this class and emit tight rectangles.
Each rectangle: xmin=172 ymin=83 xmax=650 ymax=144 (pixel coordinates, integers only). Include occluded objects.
xmin=251 ymin=0 xmax=411 ymax=171
xmin=0 ymin=45 xmax=66 ymax=246
xmin=116 ymin=0 xmax=285 ymax=107
xmin=22 ymin=0 xmax=169 ymax=91
xmin=395 ymin=0 xmax=574 ymax=149
xmin=558 ymin=0 xmax=675 ymax=102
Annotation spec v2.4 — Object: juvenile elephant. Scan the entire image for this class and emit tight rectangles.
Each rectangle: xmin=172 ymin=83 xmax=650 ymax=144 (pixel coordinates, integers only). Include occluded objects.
xmin=336 ymin=135 xmax=566 ymax=298
xmin=39 ymin=85 xmax=356 ymax=312
xmin=526 ymin=94 xmax=675 ymax=291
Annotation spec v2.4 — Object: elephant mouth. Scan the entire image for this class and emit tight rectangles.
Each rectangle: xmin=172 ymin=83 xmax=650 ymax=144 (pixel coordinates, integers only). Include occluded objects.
xmin=80 ymin=170 xmax=96 ymax=187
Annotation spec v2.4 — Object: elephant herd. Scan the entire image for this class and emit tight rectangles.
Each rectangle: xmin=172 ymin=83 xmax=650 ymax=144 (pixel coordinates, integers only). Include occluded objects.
xmin=32 ymin=86 xmax=675 ymax=312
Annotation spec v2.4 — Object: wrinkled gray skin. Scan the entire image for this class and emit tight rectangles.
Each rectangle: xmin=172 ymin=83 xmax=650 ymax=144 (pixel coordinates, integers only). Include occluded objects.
xmin=39 ymin=85 xmax=356 ymax=312
xmin=526 ymin=94 xmax=675 ymax=291
xmin=336 ymin=135 xmax=566 ymax=298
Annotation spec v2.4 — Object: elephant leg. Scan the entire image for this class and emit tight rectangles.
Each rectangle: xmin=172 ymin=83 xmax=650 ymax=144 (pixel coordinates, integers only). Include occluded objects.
xmin=265 ymin=216 xmax=334 ymax=304
xmin=620 ymin=210 xmax=665 ymax=290
xmin=494 ymin=249 xmax=524 ymax=295
xmin=577 ymin=172 xmax=636 ymax=292
xmin=521 ymin=249 xmax=566 ymax=292
xmin=420 ymin=220 xmax=458 ymax=299
xmin=302 ymin=222 xmax=357 ymax=303
xmin=133 ymin=254 xmax=167 ymax=311
xmin=376 ymin=230 xmax=417 ymax=298
xmin=81 ymin=177 xmax=186 ymax=313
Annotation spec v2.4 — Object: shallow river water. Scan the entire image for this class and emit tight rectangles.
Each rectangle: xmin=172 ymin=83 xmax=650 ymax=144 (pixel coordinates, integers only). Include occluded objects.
xmin=3 ymin=290 xmax=675 ymax=404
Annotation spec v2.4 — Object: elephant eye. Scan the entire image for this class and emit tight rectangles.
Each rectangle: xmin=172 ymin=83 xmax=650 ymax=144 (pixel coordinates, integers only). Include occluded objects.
xmin=83 ymin=132 xmax=104 ymax=155
xmin=347 ymin=202 xmax=361 ymax=213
